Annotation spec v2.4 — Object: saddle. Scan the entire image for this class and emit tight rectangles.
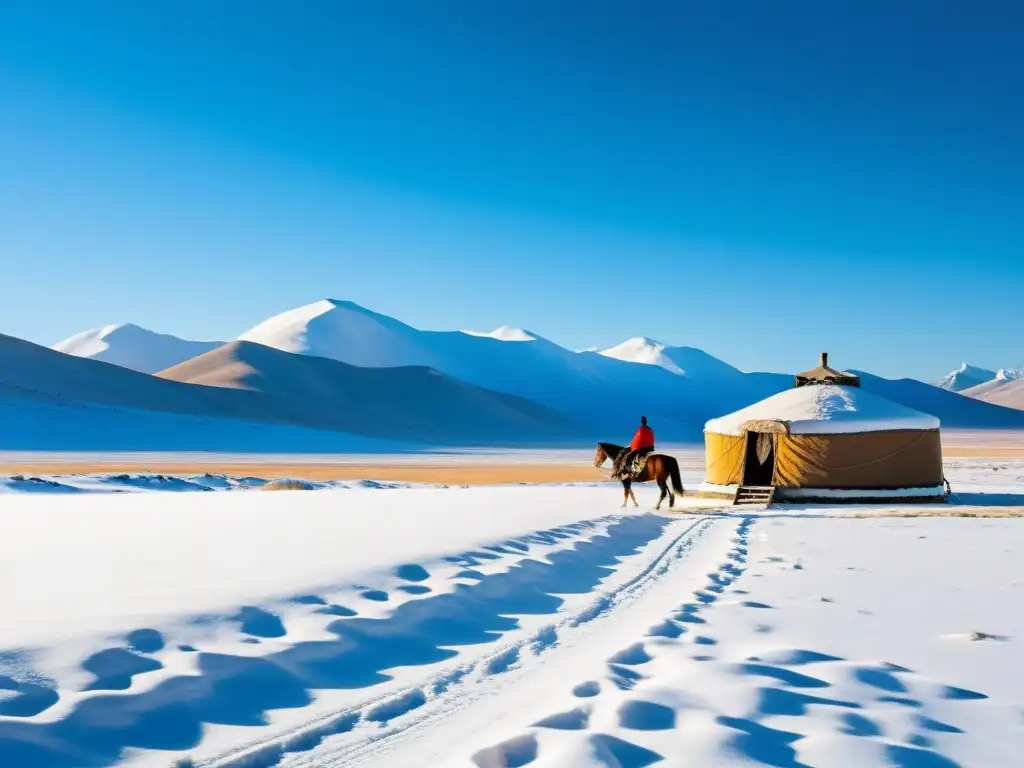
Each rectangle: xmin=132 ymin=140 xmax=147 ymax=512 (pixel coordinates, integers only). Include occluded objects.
xmin=614 ymin=450 xmax=652 ymax=480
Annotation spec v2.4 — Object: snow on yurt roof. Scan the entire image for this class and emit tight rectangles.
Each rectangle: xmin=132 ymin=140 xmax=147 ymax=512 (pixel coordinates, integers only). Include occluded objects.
xmin=704 ymin=384 xmax=940 ymax=436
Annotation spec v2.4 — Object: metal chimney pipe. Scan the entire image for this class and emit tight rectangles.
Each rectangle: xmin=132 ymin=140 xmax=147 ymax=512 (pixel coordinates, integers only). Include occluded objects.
xmin=821 ymin=352 xmax=828 ymax=367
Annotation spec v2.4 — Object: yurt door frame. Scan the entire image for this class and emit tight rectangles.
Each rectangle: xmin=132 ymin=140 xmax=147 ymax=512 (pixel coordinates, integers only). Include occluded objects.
xmin=742 ymin=431 xmax=776 ymax=485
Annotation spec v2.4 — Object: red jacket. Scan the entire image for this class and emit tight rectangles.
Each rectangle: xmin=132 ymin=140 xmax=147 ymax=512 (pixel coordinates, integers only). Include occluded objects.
xmin=629 ymin=425 xmax=655 ymax=451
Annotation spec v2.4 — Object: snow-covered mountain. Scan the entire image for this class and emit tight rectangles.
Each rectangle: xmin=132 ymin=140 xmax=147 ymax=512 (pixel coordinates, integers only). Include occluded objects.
xmin=934 ymin=363 xmax=998 ymax=392
xmin=600 ymin=337 xmax=746 ymax=381
xmin=852 ymin=370 xmax=1024 ymax=428
xmin=49 ymin=299 xmax=1024 ymax=441
xmin=159 ymin=340 xmax=579 ymax=442
xmin=52 ymin=323 xmax=221 ymax=374
xmin=236 ymin=299 xmax=778 ymax=435
xmin=2 ymin=333 xmax=577 ymax=448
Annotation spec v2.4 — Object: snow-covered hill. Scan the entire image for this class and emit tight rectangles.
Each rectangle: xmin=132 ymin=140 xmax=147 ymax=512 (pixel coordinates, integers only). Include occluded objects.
xmin=934 ymin=363 xmax=998 ymax=392
xmin=1 ymin=333 xmax=580 ymax=449
xmin=52 ymin=323 xmax=221 ymax=374
xmin=159 ymin=339 xmax=580 ymax=442
xmin=236 ymin=300 xmax=778 ymax=435
xmin=963 ymin=373 xmax=1024 ymax=411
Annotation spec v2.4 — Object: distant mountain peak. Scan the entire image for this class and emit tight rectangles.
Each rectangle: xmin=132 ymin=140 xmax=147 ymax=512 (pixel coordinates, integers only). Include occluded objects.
xmin=935 ymin=363 xmax=997 ymax=392
xmin=995 ymin=366 xmax=1023 ymax=381
xmin=956 ymin=362 xmax=991 ymax=375
xmin=600 ymin=337 xmax=680 ymax=373
xmin=321 ymin=298 xmax=374 ymax=312
xmin=617 ymin=336 xmax=664 ymax=348
xmin=52 ymin=324 xmax=221 ymax=374
xmin=462 ymin=325 xmax=539 ymax=342
xmin=599 ymin=337 xmax=744 ymax=381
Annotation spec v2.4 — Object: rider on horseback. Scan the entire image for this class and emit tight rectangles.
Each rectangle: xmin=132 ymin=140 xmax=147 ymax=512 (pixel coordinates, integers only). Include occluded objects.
xmin=614 ymin=416 xmax=655 ymax=478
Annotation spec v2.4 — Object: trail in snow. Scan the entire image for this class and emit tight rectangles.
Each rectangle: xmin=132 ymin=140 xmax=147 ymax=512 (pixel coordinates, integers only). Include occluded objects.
xmin=234 ymin=519 xmax=718 ymax=768
xmin=0 ymin=499 xmax=702 ymax=768
xmin=453 ymin=517 xmax=1017 ymax=768
xmin=1 ymin=481 xmax=1020 ymax=767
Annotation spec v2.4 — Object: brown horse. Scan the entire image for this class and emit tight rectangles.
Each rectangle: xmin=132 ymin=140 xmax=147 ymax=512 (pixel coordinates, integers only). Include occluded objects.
xmin=593 ymin=442 xmax=685 ymax=510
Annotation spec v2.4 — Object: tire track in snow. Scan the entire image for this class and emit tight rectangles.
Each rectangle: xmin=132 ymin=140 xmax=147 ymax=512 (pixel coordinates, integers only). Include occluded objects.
xmin=199 ymin=516 xmax=715 ymax=768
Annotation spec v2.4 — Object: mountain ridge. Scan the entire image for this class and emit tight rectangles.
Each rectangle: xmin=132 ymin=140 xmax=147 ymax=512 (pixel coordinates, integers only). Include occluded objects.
xmin=45 ymin=298 xmax=1024 ymax=439
xmin=6 ymin=333 xmax=580 ymax=448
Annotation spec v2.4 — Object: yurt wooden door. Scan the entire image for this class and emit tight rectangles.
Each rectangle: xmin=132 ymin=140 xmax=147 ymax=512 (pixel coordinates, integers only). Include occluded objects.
xmin=743 ymin=432 xmax=776 ymax=486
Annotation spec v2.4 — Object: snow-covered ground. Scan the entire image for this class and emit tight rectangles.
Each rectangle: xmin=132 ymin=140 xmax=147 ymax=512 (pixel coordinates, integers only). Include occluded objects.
xmin=0 ymin=465 xmax=1020 ymax=767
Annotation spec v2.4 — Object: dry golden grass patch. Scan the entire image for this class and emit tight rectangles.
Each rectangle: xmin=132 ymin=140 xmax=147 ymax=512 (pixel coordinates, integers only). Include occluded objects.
xmin=0 ymin=462 xmax=606 ymax=486
xmin=941 ymin=446 xmax=1024 ymax=458
xmin=258 ymin=479 xmax=319 ymax=491
xmin=846 ymin=507 xmax=1024 ymax=518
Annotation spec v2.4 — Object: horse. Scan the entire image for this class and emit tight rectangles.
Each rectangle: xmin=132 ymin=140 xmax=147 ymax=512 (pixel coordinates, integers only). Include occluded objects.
xmin=593 ymin=442 xmax=685 ymax=510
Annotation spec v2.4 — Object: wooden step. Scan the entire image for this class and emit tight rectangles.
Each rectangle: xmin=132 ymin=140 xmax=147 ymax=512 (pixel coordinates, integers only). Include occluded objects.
xmin=734 ymin=485 xmax=776 ymax=506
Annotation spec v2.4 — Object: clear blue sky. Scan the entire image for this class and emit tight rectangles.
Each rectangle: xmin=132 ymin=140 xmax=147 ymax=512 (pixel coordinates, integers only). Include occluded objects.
xmin=1 ymin=1 xmax=1021 ymax=379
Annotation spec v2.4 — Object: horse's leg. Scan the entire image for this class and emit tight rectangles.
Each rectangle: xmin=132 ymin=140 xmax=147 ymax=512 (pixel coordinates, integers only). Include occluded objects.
xmin=630 ymin=486 xmax=639 ymax=507
xmin=655 ymin=478 xmax=668 ymax=510
xmin=621 ymin=479 xmax=629 ymax=507
xmin=663 ymin=466 xmax=675 ymax=508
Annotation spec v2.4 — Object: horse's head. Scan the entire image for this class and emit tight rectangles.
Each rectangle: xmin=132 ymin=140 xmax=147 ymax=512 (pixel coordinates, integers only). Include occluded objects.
xmin=594 ymin=442 xmax=623 ymax=468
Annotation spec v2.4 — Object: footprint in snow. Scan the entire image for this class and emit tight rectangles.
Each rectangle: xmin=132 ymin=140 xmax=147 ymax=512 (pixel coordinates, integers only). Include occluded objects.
xmin=316 ymin=604 xmax=357 ymax=617
xmin=618 ymin=700 xmax=676 ymax=731
xmin=126 ymin=628 xmax=165 ymax=653
xmin=608 ymin=643 xmax=652 ymax=666
xmin=472 ymin=734 xmax=538 ymax=768
xmin=397 ymin=585 xmax=432 ymax=595
xmin=395 ymin=563 xmax=431 ymax=582
xmin=573 ymin=681 xmax=601 ymax=698
xmin=533 ymin=706 xmax=590 ymax=730
xmin=235 ymin=606 xmax=286 ymax=638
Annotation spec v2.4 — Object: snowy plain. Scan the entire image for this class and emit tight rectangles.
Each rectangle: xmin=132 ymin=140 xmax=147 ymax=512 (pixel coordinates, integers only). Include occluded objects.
xmin=0 ymin=460 xmax=1020 ymax=767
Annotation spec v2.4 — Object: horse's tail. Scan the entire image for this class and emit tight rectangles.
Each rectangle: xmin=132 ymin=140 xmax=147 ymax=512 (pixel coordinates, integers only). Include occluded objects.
xmin=668 ymin=457 xmax=685 ymax=496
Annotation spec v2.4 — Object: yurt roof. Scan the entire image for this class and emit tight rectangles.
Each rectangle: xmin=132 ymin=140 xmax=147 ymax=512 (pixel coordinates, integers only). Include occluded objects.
xmin=794 ymin=353 xmax=860 ymax=387
xmin=704 ymin=384 xmax=940 ymax=436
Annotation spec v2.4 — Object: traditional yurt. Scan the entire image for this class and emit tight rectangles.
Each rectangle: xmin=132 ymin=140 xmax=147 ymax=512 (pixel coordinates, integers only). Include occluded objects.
xmin=700 ymin=354 xmax=945 ymax=503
